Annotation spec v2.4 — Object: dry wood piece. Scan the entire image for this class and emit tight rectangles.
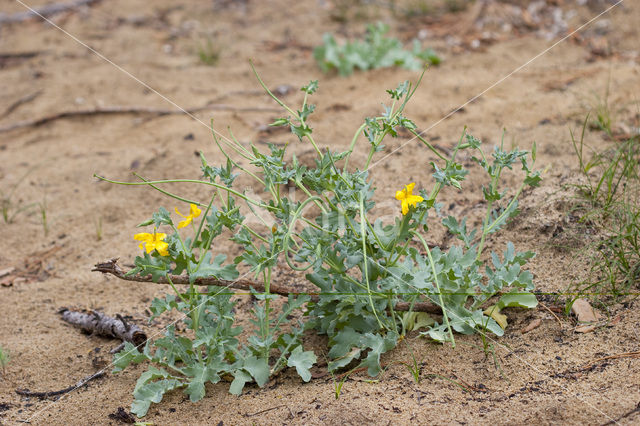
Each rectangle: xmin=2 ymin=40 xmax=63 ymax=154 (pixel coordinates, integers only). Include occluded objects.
xmin=579 ymin=350 xmax=640 ymax=372
xmin=59 ymin=307 xmax=147 ymax=347
xmin=92 ymin=258 xmax=443 ymax=315
xmin=16 ymin=371 xmax=105 ymax=399
xmin=0 ymin=91 xmax=41 ymax=119
xmin=0 ymin=103 xmax=281 ymax=134
xmin=0 ymin=0 xmax=101 ymax=25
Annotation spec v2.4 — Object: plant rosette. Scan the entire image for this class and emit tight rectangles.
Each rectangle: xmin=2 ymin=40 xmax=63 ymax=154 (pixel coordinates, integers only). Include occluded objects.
xmin=100 ymin=68 xmax=541 ymax=417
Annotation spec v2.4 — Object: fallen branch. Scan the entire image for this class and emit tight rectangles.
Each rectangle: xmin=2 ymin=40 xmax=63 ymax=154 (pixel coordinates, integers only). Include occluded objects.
xmin=0 ymin=0 xmax=101 ymax=25
xmin=59 ymin=307 xmax=147 ymax=348
xmin=0 ymin=91 xmax=42 ymax=119
xmin=16 ymin=371 xmax=105 ymax=399
xmin=601 ymin=401 xmax=640 ymax=426
xmin=0 ymin=103 xmax=281 ymax=133
xmin=92 ymin=258 xmax=443 ymax=315
xmin=579 ymin=351 xmax=640 ymax=372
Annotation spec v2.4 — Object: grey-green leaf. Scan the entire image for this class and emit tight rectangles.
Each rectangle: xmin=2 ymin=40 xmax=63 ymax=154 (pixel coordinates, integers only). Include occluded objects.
xmin=287 ymin=346 xmax=317 ymax=382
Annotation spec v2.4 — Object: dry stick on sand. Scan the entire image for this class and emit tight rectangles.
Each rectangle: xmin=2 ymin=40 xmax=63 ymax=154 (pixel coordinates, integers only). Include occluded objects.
xmin=16 ymin=371 xmax=105 ymax=399
xmin=0 ymin=0 xmax=101 ymax=25
xmin=92 ymin=258 xmax=443 ymax=315
xmin=0 ymin=91 xmax=41 ymax=119
xmin=579 ymin=350 xmax=640 ymax=372
xmin=59 ymin=307 xmax=147 ymax=348
xmin=0 ymin=103 xmax=281 ymax=133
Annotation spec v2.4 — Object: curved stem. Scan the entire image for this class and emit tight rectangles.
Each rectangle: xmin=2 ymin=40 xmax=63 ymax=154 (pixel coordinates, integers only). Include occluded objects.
xmin=360 ymin=194 xmax=385 ymax=330
xmin=343 ymin=122 xmax=367 ymax=170
xmin=132 ymin=173 xmax=202 ymax=206
xmin=94 ymin=175 xmax=272 ymax=210
xmin=412 ymin=230 xmax=455 ymax=347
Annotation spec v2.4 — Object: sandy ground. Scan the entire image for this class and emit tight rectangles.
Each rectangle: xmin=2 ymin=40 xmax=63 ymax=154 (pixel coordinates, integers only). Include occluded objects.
xmin=1 ymin=0 xmax=640 ymax=424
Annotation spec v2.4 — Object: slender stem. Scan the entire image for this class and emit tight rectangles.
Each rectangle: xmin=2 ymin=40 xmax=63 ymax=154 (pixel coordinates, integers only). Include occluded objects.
xmin=343 ymin=122 xmax=367 ymax=170
xmin=409 ymin=129 xmax=447 ymax=161
xmin=250 ymin=61 xmax=298 ymax=117
xmin=191 ymin=194 xmax=216 ymax=251
xmin=132 ymin=173 xmax=202 ymax=206
xmin=209 ymin=136 xmax=265 ymax=186
xmin=412 ymin=231 xmax=455 ymax=347
xmin=360 ymin=194 xmax=385 ymax=330
xmin=166 ymin=274 xmax=188 ymax=305
xmin=94 ymin=175 xmax=272 ymax=210
xmin=263 ymin=267 xmax=272 ymax=358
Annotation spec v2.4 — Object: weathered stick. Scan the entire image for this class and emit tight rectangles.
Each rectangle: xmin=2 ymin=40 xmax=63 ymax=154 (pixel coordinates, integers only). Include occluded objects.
xmin=0 ymin=91 xmax=41 ymax=119
xmin=16 ymin=371 xmax=105 ymax=399
xmin=0 ymin=103 xmax=281 ymax=133
xmin=59 ymin=307 xmax=147 ymax=347
xmin=92 ymin=258 xmax=443 ymax=315
xmin=0 ymin=0 xmax=101 ymax=25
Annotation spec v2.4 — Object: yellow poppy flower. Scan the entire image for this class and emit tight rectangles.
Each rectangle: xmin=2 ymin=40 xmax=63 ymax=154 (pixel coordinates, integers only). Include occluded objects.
xmin=134 ymin=232 xmax=169 ymax=256
xmin=395 ymin=182 xmax=424 ymax=215
xmin=175 ymin=203 xmax=202 ymax=229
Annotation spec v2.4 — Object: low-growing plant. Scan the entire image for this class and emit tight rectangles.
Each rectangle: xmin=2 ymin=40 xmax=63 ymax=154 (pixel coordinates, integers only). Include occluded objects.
xmin=99 ymin=67 xmax=540 ymax=417
xmin=0 ymin=345 xmax=9 ymax=374
xmin=197 ymin=37 xmax=220 ymax=66
xmin=570 ymin=116 xmax=640 ymax=301
xmin=39 ymin=198 xmax=49 ymax=236
xmin=1 ymin=167 xmax=38 ymax=224
xmin=95 ymin=216 xmax=103 ymax=241
xmin=313 ymin=22 xmax=440 ymax=76
xmin=401 ymin=344 xmax=422 ymax=383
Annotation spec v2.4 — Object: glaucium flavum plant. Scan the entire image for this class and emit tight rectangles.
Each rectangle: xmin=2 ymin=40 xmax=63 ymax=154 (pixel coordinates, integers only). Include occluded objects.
xmin=96 ymin=67 xmax=541 ymax=417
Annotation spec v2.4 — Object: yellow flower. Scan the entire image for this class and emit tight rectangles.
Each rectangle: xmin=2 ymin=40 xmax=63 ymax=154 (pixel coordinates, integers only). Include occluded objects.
xmin=175 ymin=203 xmax=201 ymax=229
xmin=395 ymin=182 xmax=424 ymax=215
xmin=134 ymin=232 xmax=169 ymax=256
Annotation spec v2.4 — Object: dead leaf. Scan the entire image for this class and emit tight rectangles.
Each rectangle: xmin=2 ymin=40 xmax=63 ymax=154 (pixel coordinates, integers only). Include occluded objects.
xmin=571 ymin=299 xmax=599 ymax=322
xmin=571 ymin=298 xmax=602 ymax=333
xmin=484 ymin=305 xmax=508 ymax=329
xmin=521 ymin=318 xmax=542 ymax=334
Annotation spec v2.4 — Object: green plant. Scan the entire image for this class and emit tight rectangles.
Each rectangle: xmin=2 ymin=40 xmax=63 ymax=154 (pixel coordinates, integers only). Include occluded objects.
xmin=0 ymin=345 xmax=9 ymax=373
xmin=99 ymin=68 xmax=540 ymax=417
xmin=589 ymin=82 xmax=613 ymax=136
xmin=39 ymin=198 xmax=49 ymax=236
xmin=197 ymin=38 xmax=220 ymax=66
xmin=313 ymin=22 xmax=440 ymax=76
xmin=1 ymin=168 xmax=38 ymax=224
xmin=570 ymin=117 xmax=640 ymax=301
xmin=401 ymin=344 xmax=422 ymax=383
xmin=330 ymin=368 xmax=351 ymax=399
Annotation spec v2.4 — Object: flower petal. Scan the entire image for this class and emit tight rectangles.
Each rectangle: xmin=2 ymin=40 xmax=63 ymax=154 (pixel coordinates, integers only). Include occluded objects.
xmin=189 ymin=204 xmax=201 ymax=218
xmin=134 ymin=233 xmax=152 ymax=242
xmin=155 ymin=241 xmax=169 ymax=256
xmin=175 ymin=207 xmax=187 ymax=219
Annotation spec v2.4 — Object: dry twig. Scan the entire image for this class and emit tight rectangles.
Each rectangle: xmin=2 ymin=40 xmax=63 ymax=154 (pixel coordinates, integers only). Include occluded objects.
xmin=0 ymin=103 xmax=281 ymax=133
xmin=92 ymin=258 xmax=443 ymax=315
xmin=0 ymin=91 xmax=41 ymax=119
xmin=538 ymin=301 xmax=563 ymax=328
xmin=16 ymin=371 xmax=105 ymax=399
xmin=0 ymin=0 xmax=101 ymax=25
xmin=579 ymin=351 xmax=640 ymax=372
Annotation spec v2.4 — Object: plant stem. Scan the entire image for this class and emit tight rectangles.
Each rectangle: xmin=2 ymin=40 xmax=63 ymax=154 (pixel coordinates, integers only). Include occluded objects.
xmin=412 ymin=231 xmax=455 ymax=347
xmin=360 ymin=194 xmax=385 ymax=330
